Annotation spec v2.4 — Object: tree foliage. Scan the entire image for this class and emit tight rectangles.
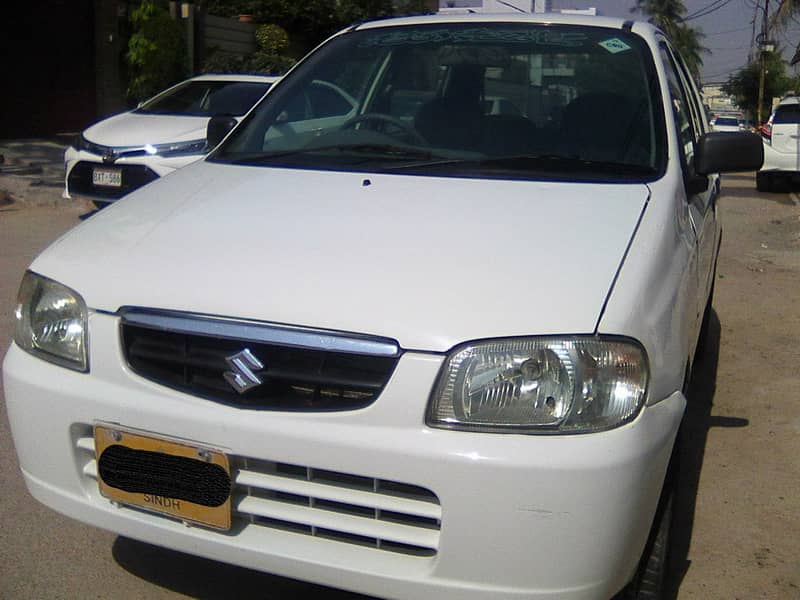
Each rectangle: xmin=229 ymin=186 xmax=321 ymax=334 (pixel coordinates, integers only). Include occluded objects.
xmin=773 ymin=0 xmax=800 ymax=65
xmin=203 ymin=22 xmax=296 ymax=75
xmin=632 ymin=0 xmax=709 ymax=80
xmin=127 ymin=0 xmax=188 ymax=102
xmin=722 ymin=53 xmax=795 ymax=120
xmin=205 ymin=0 xmax=431 ymax=55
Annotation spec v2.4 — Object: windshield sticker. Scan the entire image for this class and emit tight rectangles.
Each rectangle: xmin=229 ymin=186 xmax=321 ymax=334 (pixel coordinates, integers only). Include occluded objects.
xmin=598 ymin=38 xmax=632 ymax=54
xmin=358 ymin=29 xmax=588 ymax=48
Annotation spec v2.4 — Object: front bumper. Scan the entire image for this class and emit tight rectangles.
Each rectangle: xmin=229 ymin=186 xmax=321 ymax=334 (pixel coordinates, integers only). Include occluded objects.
xmin=63 ymin=147 xmax=204 ymax=203
xmin=4 ymin=312 xmax=684 ymax=600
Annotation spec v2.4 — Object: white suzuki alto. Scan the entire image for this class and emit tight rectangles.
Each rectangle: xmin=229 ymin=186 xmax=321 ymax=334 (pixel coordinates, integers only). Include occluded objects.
xmin=4 ymin=13 xmax=763 ymax=600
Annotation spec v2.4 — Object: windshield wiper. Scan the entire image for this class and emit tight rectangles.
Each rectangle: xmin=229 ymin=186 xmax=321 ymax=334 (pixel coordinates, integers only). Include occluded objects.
xmin=224 ymin=143 xmax=442 ymax=165
xmin=386 ymin=154 xmax=657 ymax=176
xmin=478 ymin=154 xmax=658 ymax=175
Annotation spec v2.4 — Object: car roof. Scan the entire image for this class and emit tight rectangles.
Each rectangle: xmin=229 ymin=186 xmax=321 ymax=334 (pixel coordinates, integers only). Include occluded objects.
xmin=187 ymin=74 xmax=280 ymax=84
xmin=353 ymin=12 xmax=656 ymax=35
xmin=777 ymin=95 xmax=800 ymax=106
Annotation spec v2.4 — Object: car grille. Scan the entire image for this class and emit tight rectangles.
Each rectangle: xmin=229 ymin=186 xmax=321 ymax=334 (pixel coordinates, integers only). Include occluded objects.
xmin=119 ymin=309 xmax=400 ymax=411
xmin=76 ymin=433 xmax=441 ymax=556
xmin=67 ymin=160 xmax=159 ymax=199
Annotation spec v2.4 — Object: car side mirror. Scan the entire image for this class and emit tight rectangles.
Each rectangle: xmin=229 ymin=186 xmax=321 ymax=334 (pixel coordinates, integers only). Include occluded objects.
xmin=694 ymin=131 xmax=764 ymax=175
xmin=206 ymin=116 xmax=238 ymax=149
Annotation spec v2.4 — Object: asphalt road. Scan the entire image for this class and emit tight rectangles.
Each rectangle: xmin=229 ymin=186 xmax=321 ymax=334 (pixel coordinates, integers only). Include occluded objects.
xmin=1 ymin=170 xmax=798 ymax=599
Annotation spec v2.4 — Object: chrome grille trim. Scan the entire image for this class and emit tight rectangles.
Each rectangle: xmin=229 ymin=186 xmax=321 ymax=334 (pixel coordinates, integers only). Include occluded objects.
xmin=118 ymin=309 xmax=401 ymax=410
xmin=76 ymin=435 xmax=441 ymax=555
xmin=119 ymin=309 xmax=401 ymax=357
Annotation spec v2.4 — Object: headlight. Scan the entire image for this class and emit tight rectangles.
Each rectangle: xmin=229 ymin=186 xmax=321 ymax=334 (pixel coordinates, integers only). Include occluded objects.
xmin=146 ymin=139 xmax=207 ymax=156
xmin=427 ymin=337 xmax=648 ymax=434
xmin=14 ymin=272 xmax=89 ymax=372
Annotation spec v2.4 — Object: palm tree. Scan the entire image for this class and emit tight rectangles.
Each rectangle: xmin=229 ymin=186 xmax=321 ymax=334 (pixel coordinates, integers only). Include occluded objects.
xmin=633 ymin=0 xmax=687 ymax=39
xmin=772 ymin=0 xmax=800 ymax=65
xmin=633 ymin=0 xmax=709 ymax=80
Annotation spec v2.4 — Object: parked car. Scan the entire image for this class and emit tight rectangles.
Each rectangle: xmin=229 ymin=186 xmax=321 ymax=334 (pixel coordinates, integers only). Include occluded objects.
xmin=710 ymin=115 xmax=743 ymax=132
xmin=757 ymin=95 xmax=800 ymax=191
xmin=64 ymin=74 xmax=279 ymax=207
xmin=6 ymin=14 xmax=763 ymax=600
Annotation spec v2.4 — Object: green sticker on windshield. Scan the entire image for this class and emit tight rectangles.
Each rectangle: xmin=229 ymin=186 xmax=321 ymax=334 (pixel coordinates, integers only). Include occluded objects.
xmin=598 ymin=38 xmax=631 ymax=54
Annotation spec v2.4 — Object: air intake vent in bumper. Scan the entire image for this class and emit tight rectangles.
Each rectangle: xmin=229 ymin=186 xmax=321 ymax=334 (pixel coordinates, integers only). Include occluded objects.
xmin=76 ymin=434 xmax=441 ymax=556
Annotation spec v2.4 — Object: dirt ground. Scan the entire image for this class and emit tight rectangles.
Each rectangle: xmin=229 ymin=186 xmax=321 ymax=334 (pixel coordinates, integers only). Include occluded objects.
xmin=0 ymin=146 xmax=798 ymax=599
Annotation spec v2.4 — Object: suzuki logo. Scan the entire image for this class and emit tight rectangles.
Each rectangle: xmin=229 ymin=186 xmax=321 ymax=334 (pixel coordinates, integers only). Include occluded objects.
xmin=223 ymin=348 xmax=264 ymax=394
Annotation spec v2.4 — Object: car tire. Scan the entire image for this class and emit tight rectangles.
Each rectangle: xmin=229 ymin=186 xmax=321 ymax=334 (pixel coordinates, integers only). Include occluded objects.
xmin=756 ymin=171 xmax=772 ymax=192
xmin=618 ymin=450 xmax=678 ymax=600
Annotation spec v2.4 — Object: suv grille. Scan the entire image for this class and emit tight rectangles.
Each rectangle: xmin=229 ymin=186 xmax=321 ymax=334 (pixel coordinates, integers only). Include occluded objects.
xmin=120 ymin=309 xmax=400 ymax=410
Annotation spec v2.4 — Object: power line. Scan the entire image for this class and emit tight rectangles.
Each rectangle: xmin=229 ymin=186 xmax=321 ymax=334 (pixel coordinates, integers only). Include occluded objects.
xmin=705 ymin=25 xmax=754 ymax=36
xmin=685 ymin=0 xmax=737 ymax=21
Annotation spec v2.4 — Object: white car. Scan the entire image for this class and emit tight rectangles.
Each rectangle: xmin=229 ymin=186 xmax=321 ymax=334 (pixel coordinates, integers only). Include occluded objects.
xmin=64 ymin=74 xmax=278 ymax=207
xmin=6 ymin=14 xmax=763 ymax=600
xmin=757 ymin=95 xmax=800 ymax=192
xmin=711 ymin=115 xmax=743 ymax=132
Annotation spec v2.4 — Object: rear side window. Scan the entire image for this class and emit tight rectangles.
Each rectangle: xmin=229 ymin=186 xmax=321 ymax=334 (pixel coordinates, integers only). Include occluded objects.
xmin=774 ymin=104 xmax=800 ymax=125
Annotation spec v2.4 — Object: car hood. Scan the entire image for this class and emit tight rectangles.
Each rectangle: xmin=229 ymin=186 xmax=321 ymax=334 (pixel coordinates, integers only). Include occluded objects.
xmin=83 ymin=112 xmax=211 ymax=147
xmin=34 ymin=163 xmax=649 ymax=352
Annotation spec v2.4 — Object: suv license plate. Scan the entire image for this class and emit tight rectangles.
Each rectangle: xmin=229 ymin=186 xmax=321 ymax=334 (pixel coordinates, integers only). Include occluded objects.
xmin=94 ymin=424 xmax=232 ymax=531
xmin=92 ymin=167 xmax=122 ymax=187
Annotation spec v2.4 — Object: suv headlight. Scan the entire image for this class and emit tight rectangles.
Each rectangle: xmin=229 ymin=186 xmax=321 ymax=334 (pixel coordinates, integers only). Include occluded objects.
xmin=14 ymin=272 xmax=88 ymax=372
xmin=427 ymin=337 xmax=648 ymax=434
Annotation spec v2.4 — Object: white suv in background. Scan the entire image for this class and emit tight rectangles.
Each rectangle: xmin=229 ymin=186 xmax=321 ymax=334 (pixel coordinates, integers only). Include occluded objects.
xmin=64 ymin=74 xmax=278 ymax=207
xmin=757 ymin=95 xmax=800 ymax=192
xmin=6 ymin=14 xmax=763 ymax=600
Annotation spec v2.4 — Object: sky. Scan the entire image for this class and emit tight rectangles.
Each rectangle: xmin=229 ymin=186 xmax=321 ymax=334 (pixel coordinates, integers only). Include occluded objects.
xmin=552 ymin=0 xmax=800 ymax=83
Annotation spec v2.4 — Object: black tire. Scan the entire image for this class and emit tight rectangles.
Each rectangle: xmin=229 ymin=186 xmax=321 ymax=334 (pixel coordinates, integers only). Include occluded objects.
xmin=618 ymin=453 xmax=678 ymax=600
xmin=697 ymin=273 xmax=715 ymax=358
xmin=756 ymin=171 xmax=772 ymax=192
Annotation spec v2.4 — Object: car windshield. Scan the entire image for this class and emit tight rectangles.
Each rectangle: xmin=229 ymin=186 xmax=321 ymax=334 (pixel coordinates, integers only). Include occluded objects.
xmin=773 ymin=104 xmax=800 ymax=125
xmin=715 ymin=117 xmax=739 ymax=126
xmin=137 ymin=81 xmax=272 ymax=116
xmin=213 ymin=22 xmax=666 ymax=182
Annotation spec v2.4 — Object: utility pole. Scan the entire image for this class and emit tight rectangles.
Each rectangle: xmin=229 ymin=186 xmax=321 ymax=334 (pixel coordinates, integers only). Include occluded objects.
xmin=757 ymin=0 xmax=770 ymax=125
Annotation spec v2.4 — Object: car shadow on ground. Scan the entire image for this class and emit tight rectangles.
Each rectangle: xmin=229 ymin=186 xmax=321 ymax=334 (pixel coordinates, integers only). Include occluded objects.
xmin=112 ymin=536 xmax=373 ymax=599
xmin=663 ymin=308 xmax=748 ymax=599
xmin=721 ymin=172 xmax=800 ymax=206
xmin=112 ymin=309 xmax=741 ymax=600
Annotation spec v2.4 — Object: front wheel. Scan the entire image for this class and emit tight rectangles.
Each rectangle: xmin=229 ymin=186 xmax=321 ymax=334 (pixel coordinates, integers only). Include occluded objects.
xmin=618 ymin=452 xmax=678 ymax=600
xmin=756 ymin=171 xmax=773 ymax=192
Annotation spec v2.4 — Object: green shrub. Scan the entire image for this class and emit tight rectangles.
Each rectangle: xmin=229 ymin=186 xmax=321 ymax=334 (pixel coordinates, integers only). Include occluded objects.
xmin=127 ymin=0 xmax=188 ymax=102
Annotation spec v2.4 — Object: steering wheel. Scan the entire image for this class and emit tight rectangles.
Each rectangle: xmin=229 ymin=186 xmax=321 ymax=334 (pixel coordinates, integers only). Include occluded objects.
xmin=340 ymin=113 xmax=427 ymax=146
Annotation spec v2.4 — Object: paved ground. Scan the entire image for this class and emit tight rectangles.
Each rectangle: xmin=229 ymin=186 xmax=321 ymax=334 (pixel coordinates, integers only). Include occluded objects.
xmin=1 ymin=143 xmax=798 ymax=599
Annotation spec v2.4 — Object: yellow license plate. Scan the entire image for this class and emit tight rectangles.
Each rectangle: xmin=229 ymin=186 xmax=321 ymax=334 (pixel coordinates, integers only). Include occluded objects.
xmin=94 ymin=424 xmax=232 ymax=531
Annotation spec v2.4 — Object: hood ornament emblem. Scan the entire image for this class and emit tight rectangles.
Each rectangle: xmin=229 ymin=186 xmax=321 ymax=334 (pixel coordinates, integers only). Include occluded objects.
xmin=223 ymin=348 xmax=265 ymax=394
xmin=102 ymin=148 xmax=118 ymax=164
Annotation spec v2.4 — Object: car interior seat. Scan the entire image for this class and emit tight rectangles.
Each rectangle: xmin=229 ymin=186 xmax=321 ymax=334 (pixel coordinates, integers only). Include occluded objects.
xmin=559 ymin=92 xmax=649 ymax=164
xmin=415 ymin=65 xmax=485 ymax=151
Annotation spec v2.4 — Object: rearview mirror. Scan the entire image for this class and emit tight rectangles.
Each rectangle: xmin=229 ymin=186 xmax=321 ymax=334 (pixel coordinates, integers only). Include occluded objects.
xmin=695 ymin=131 xmax=764 ymax=175
xmin=206 ymin=116 xmax=238 ymax=149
